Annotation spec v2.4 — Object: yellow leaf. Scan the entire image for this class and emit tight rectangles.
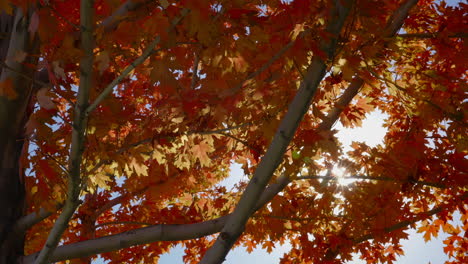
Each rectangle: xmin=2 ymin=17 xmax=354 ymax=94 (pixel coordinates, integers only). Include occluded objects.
xmin=91 ymin=172 xmax=111 ymax=190
xmin=174 ymin=154 xmax=190 ymax=170
xmin=152 ymin=148 xmax=166 ymax=164
xmin=130 ymin=158 xmax=148 ymax=177
xmin=191 ymin=139 xmax=214 ymax=167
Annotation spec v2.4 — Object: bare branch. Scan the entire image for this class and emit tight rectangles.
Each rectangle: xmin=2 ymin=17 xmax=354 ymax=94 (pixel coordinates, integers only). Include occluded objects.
xmin=190 ymin=51 xmax=200 ymax=89
xmin=21 ymin=175 xmax=290 ymax=263
xmin=32 ymin=1 xmax=95 ymax=263
xmin=13 ymin=204 xmax=63 ymax=236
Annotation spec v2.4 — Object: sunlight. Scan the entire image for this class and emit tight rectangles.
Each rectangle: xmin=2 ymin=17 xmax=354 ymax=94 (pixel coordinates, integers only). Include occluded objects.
xmin=332 ymin=166 xmax=354 ymax=186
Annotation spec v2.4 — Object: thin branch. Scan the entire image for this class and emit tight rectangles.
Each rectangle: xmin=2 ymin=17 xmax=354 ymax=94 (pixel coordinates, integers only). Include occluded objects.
xmin=44 ymin=4 xmax=80 ymax=30
xmin=86 ymin=121 xmax=254 ymax=176
xmin=0 ymin=60 xmax=48 ymax=87
xmin=319 ymin=0 xmax=420 ymax=131
xmin=296 ymin=174 xmax=447 ymax=189
xmin=218 ymin=132 xmax=259 ymax=152
xmin=41 ymin=152 xmax=69 ymax=174
xmin=33 ymin=0 xmax=95 ymax=263
xmin=226 ymin=40 xmax=296 ymax=96
xmin=325 ymin=192 xmax=468 ymax=261
xmin=85 ymin=9 xmax=190 ymax=115
xmin=252 ymin=214 xmax=328 ymax=223
xmin=100 ymin=0 xmax=153 ymax=33
xmin=396 ymin=32 xmax=468 ymax=39
xmin=190 ymin=52 xmax=200 ymax=89
xmin=93 ymin=187 xmax=149 ymax=219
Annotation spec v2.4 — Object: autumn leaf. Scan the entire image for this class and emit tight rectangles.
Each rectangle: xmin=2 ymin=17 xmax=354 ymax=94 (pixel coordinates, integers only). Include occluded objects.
xmin=190 ymin=138 xmax=214 ymax=167
xmin=36 ymin=88 xmax=56 ymax=110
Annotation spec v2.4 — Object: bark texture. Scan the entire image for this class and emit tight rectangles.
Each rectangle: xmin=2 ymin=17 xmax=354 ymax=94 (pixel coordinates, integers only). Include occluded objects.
xmin=0 ymin=8 xmax=39 ymax=264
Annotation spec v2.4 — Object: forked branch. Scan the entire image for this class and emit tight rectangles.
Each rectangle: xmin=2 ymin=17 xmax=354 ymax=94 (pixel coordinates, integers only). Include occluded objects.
xmin=199 ymin=1 xmax=352 ymax=263
xmin=32 ymin=0 xmax=95 ymax=263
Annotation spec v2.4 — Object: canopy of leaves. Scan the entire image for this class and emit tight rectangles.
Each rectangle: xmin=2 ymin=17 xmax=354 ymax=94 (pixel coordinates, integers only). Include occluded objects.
xmin=3 ymin=0 xmax=466 ymax=263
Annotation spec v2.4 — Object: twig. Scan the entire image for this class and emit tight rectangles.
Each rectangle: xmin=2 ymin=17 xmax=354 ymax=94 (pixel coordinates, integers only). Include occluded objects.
xmin=396 ymin=32 xmax=468 ymax=39
xmin=86 ymin=9 xmax=190 ymax=115
xmin=0 ymin=61 xmax=48 ymax=87
xmin=296 ymin=174 xmax=447 ymax=189
xmin=190 ymin=52 xmax=200 ymax=89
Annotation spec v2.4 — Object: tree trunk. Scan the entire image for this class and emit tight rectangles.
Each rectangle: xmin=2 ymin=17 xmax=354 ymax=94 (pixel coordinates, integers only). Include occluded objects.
xmin=0 ymin=8 xmax=39 ymax=263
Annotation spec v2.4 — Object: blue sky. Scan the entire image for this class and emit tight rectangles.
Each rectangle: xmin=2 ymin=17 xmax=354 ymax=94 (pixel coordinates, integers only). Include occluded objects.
xmin=156 ymin=111 xmax=456 ymax=264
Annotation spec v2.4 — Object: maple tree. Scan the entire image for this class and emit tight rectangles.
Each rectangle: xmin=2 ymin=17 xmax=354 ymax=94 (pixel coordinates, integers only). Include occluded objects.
xmin=0 ymin=0 xmax=466 ymax=263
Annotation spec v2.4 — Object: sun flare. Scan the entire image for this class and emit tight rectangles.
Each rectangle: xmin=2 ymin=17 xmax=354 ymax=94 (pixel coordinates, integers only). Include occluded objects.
xmin=332 ymin=166 xmax=353 ymax=186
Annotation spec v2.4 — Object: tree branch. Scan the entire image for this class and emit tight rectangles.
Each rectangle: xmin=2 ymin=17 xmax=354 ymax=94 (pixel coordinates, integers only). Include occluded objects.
xmin=93 ymin=187 xmax=149 ymax=219
xmin=396 ymin=32 xmax=468 ymax=39
xmin=100 ymin=0 xmax=152 ymax=33
xmin=319 ymin=0 xmax=419 ymax=131
xmin=13 ymin=203 xmax=63 ymax=236
xmin=324 ymin=193 xmax=467 ymax=261
xmin=296 ymin=174 xmax=447 ymax=189
xmin=190 ymin=51 xmax=200 ymax=89
xmin=199 ymin=2 xmax=352 ymax=263
xmin=32 ymin=1 xmax=95 ymax=263
xmin=21 ymin=175 xmax=290 ymax=263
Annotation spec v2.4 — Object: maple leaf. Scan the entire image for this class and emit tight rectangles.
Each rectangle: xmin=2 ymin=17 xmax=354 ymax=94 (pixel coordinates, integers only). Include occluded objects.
xmin=190 ymin=138 xmax=214 ymax=167
xmin=129 ymin=157 xmax=148 ymax=177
